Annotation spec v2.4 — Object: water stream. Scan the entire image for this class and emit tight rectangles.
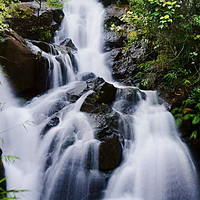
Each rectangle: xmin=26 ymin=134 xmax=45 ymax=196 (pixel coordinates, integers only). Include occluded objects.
xmin=0 ymin=0 xmax=199 ymax=199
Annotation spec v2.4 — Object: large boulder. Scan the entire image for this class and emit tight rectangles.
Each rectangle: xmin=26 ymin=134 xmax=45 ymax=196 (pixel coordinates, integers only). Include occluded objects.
xmin=0 ymin=29 xmax=80 ymax=98
xmin=99 ymin=134 xmax=122 ymax=171
xmin=0 ymin=29 xmax=40 ymax=97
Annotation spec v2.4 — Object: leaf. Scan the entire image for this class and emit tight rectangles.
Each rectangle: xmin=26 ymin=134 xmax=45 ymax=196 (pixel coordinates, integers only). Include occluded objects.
xmin=183 ymin=113 xmax=194 ymax=120
xmin=3 ymin=155 xmax=20 ymax=164
xmin=176 ymin=117 xmax=182 ymax=127
xmin=190 ymin=131 xmax=197 ymax=139
xmin=192 ymin=115 xmax=200 ymax=124
xmin=153 ymin=12 xmax=159 ymax=16
xmin=195 ymin=103 xmax=200 ymax=109
xmin=0 ymin=177 xmax=7 ymax=184
xmin=182 ymin=108 xmax=193 ymax=114
xmin=0 ymin=72 xmax=8 ymax=77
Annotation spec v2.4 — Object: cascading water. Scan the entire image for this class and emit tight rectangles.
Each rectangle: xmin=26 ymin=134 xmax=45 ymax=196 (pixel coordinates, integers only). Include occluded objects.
xmin=104 ymin=91 xmax=199 ymax=200
xmin=53 ymin=0 xmax=112 ymax=81
xmin=0 ymin=0 xmax=199 ymax=200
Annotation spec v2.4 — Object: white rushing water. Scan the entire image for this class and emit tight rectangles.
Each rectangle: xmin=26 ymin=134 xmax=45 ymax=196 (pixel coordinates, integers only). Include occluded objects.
xmin=0 ymin=0 xmax=199 ymax=199
xmin=54 ymin=0 xmax=112 ymax=81
xmin=104 ymin=91 xmax=198 ymax=200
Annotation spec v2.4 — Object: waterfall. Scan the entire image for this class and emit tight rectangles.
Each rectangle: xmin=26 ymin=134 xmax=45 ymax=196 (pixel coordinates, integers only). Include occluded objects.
xmin=53 ymin=0 xmax=112 ymax=81
xmin=104 ymin=91 xmax=198 ymax=200
xmin=0 ymin=0 xmax=199 ymax=200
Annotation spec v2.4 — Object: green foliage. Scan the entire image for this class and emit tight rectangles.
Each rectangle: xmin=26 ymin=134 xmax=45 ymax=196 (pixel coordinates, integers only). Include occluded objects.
xmin=10 ymin=4 xmax=33 ymax=19
xmin=0 ymin=0 xmax=19 ymax=30
xmin=172 ymin=86 xmax=200 ymax=139
xmin=2 ymin=155 xmax=19 ymax=164
xmin=46 ymin=0 xmax=64 ymax=9
xmin=35 ymin=0 xmax=64 ymax=10
xmin=0 ymin=155 xmax=26 ymax=199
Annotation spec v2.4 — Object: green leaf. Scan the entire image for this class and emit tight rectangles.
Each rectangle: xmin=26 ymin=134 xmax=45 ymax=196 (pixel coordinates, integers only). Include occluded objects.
xmin=190 ymin=131 xmax=197 ymax=139
xmin=176 ymin=117 xmax=182 ymax=127
xmin=195 ymin=103 xmax=200 ymax=109
xmin=192 ymin=115 xmax=200 ymax=124
xmin=0 ymin=177 xmax=7 ymax=184
xmin=153 ymin=12 xmax=159 ymax=16
xmin=3 ymin=155 xmax=20 ymax=164
xmin=183 ymin=114 xmax=194 ymax=120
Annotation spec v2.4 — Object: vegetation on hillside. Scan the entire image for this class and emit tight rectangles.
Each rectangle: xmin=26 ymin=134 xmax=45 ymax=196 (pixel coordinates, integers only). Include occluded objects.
xmin=0 ymin=0 xmax=63 ymax=32
xmin=112 ymin=0 xmax=200 ymax=139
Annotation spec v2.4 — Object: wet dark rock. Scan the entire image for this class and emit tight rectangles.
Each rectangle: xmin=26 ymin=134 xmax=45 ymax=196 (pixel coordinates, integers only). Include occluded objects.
xmin=31 ymin=40 xmax=59 ymax=55
xmin=0 ymin=29 xmax=37 ymax=95
xmin=103 ymin=5 xmax=146 ymax=85
xmin=113 ymin=88 xmax=146 ymax=114
xmin=52 ymin=9 xmax=64 ymax=25
xmin=0 ymin=29 xmax=54 ymax=98
xmin=184 ymin=138 xmax=200 ymax=179
xmin=60 ymin=38 xmax=78 ymax=52
xmin=66 ymin=82 xmax=88 ymax=101
xmin=104 ymin=30 xmax=126 ymax=52
xmin=99 ymin=134 xmax=122 ymax=171
xmin=99 ymin=0 xmax=128 ymax=7
xmin=77 ymin=72 xmax=96 ymax=81
xmin=0 ymin=149 xmax=6 ymax=192
xmin=42 ymin=116 xmax=60 ymax=136
xmin=68 ymin=51 xmax=78 ymax=74
xmin=81 ymin=78 xmax=117 ymax=113
xmin=103 ymin=5 xmax=127 ymax=52
xmin=79 ymin=78 xmax=123 ymax=172
xmin=105 ymin=46 xmax=145 ymax=85
xmin=8 ymin=3 xmax=64 ymax=43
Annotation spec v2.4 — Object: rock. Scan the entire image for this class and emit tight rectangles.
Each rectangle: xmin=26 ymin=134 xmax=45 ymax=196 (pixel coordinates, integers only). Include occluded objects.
xmin=81 ymin=77 xmax=117 ymax=113
xmin=103 ymin=30 xmax=126 ymax=52
xmin=0 ymin=149 xmax=6 ymax=192
xmin=79 ymin=78 xmax=123 ymax=172
xmin=60 ymin=38 xmax=78 ymax=52
xmin=103 ymin=5 xmax=127 ymax=52
xmin=99 ymin=134 xmax=122 ymax=171
xmin=185 ymin=138 xmax=200 ymax=178
xmin=105 ymin=46 xmax=145 ymax=85
xmin=0 ymin=29 xmax=37 ymax=96
xmin=42 ymin=116 xmax=60 ymax=136
xmin=113 ymin=87 xmax=146 ymax=114
xmin=99 ymin=0 xmax=128 ymax=7
xmin=31 ymin=40 xmax=59 ymax=55
xmin=8 ymin=3 xmax=64 ymax=43
xmin=0 ymin=29 xmax=52 ymax=98
xmin=77 ymin=72 xmax=96 ymax=81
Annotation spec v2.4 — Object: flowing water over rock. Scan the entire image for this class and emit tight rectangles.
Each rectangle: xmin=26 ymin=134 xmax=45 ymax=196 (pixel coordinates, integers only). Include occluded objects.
xmin=0 ymin=0 xmax=199 ymax=200
xmin=104 ymin=91 xmax=198 ymax=200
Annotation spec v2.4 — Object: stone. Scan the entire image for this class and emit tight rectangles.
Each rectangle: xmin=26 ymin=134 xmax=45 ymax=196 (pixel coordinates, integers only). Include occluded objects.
xmin=103 ymin=5 xmax=127 ymax=52
xmin=60 ymin=38 xmax=78 ymax=51
xmin=8 ymin=3 xmax=64 ymax=43
xmin=77 ymin=72 xmax=96 ymax=81
xmin=81 ymin=78 xmax=117 ymax=113
xmin=99 ymin=0 xmax=129 ymax=7
xmin=105 ymin=46 xmax=145 ymax=85
xmin=0 ymin=29 xmax=37 ymax=96
xmin=31 ymin=40 xmax=59 ymax=55
xmin=42 ymin=116 xmax=60 ymax=136
xmin=99 ymin=134 xmax=122 ymax=171
xmin=0 ymin=149 xmax=6 ymax=192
